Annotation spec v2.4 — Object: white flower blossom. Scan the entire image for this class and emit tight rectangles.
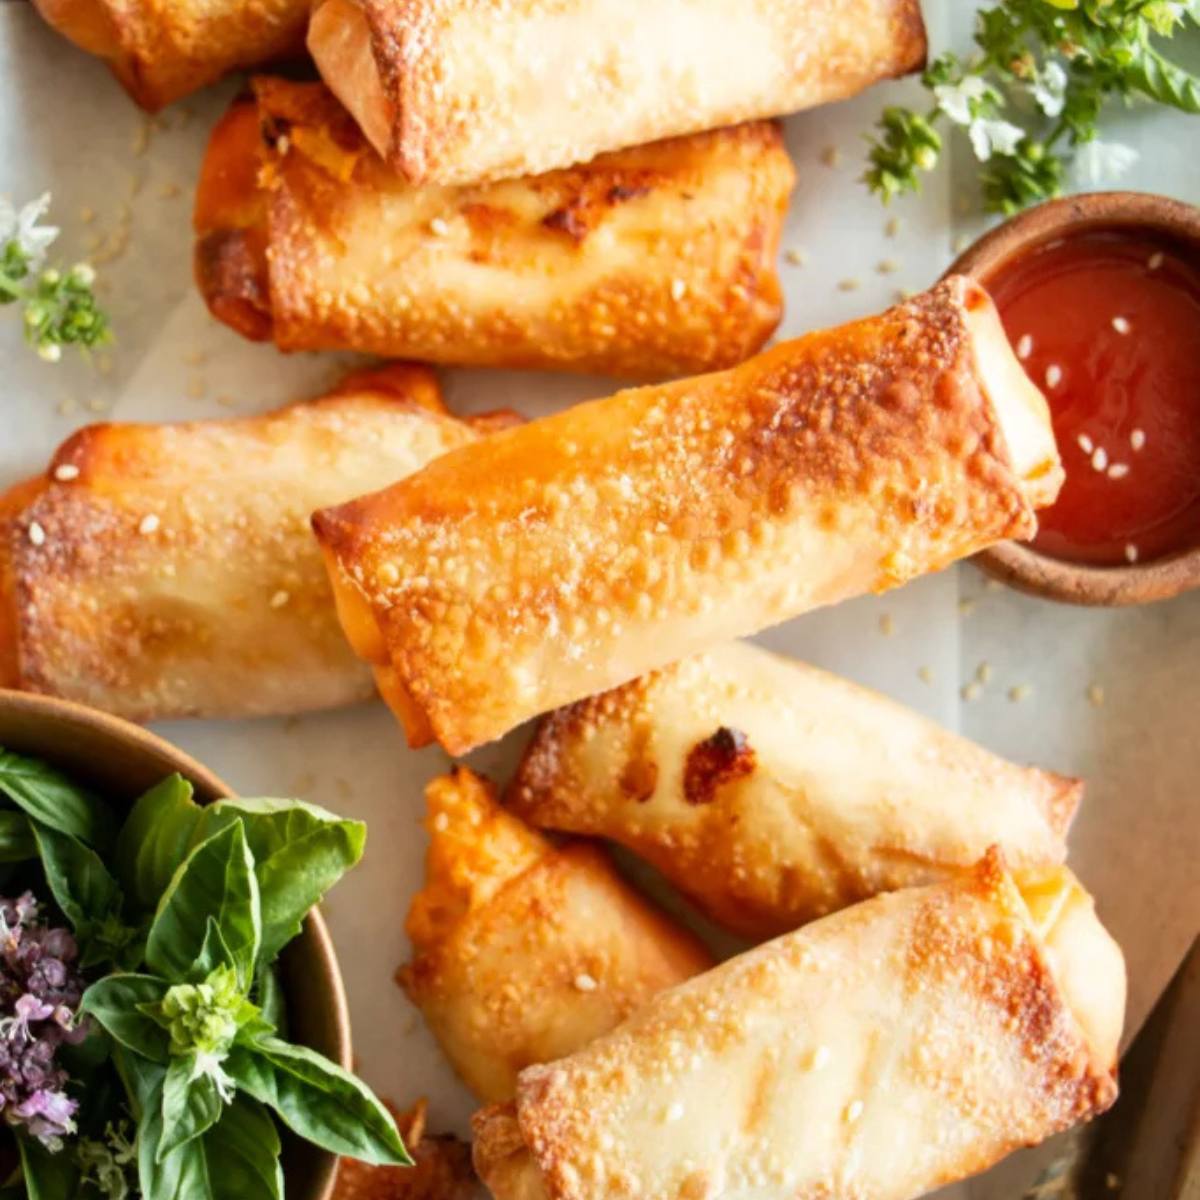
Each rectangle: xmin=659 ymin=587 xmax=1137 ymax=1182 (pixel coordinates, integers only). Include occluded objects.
xmin=1074 ymin=139 xmax=1139 ymax=185
xmin=933 ymin=75 xmax=991 ymax=126
xmin=968 ymin=118 xmax=1025 ymax=162
xmin=0 ymin=193 xmax=59 ymax=268
xmin=1032 ymin=62 xmax=1068 ymax=118
xmin=191 ymin=1051 xmax=237 ymax=1103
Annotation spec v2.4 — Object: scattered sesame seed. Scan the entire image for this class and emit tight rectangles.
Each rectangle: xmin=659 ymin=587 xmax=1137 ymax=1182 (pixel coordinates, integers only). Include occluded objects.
xmin=878 ymin=614 xmax=895 ymax=636
xmin=1045 ymin=364 xmax=1063 ymax=389
xmin=670 ymin=278 xmax=687 ymax=301
xmin=182 ymin=349 xmax=206 ymax=367
xmin=1112 ymin=315 xmax=1130 ymax=334
xmin=894 ymin=287 xmax=914 ymax=302
xmin=138 ymin=514 xmax=160 ymax=536
xmin=53 ymin=464 xmax=79 ymax=482
xmin=961 ymin=681 xmax=981 ymax=702
xmin=276 ymin=135 xmax=291 ymax=155
xmin=1088 ymin=683 xmax=1105 ymax=707
xmin=665 ymin=1102 xmax=685 ymax=1123
xmin=838 ymin=278 xmax=860 ymax=292
xmin=1130 ymin=428 xmax=1146 ymax=451
xmin=217 ymin=394 xmax=238 ymax=409
xmin=431 ymin=812 xmax=449 ymax=833
xmin=1077 ymin=433 xmax=1094 ymax=455
xmin=820 ymin=145 xmax=842 ymax=168
xmin=1092 ymin=447 xmax=1108 ymax=472
xmin=844 ymin=1100 xmax=864 ymax=1124
xmin=1008 ymin=684 xmax=1033 ymax=703
xmin=918 ymin=666 xmax=934 ymax=685
xmin=79 ymin=206 xmax=95 ymax=224
xmin=27 ymin=522 xmax=45 ymax=547
xmin=186 ymin=374 xmax=207 ymax=400
xmin=573 ymin=973 xmax=598 ymax=992
xmin=86 ymin=398 xmax=109 ymax=414
xmin=810 ymin=1045 xmax=831 ymax=1070
xmin=158 ymin=182 xmax=181 ymax=200
xmin=885 ymin=217 xmax=902 ymax=238
xmin=953 ymin=233 xmax=972 ymax=254
xmin=96 ymin=353 xmax=114 ymax=377
xmin=1125 ymin=543 xmax=1139 ymax=563
xmin=784 ymin=248 xmax=807 ymax=266
xmin=1148 ymin=252 xmax=1164 ymax=270
xmin=56 ymin=398 xmax=76 ymax=416
xmin=986 ymin=579 xmax=1004 ymax=591
xmin=1107 ymin=463 xmax=1129 ymax=479
xmin=1016 ymin=334 xmax=1033 ymax=360
xmin=269 ymin=590 xmax=290 ymax=609
xmin=957 ymin=598 xmax=976 ymax=616
xmin=429 ymin=217 xmax=451 ymax=237
xmin=876 ymin=258 xmax=900 ymax=275
xmin=976 ymin=661 xmax=992 ymax=684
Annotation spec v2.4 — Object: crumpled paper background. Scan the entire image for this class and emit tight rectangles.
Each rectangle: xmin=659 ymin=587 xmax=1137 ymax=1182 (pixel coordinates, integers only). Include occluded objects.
xmin=1 ymin=2 xmax=1198 ymax=1194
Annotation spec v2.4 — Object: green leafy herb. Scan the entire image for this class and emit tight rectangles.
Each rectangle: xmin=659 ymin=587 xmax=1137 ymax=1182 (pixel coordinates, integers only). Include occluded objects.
xmin=81 ymin=975 xmax=171 ymax=1061
xmin=863 ymin=0 xmax=1200 ymax=212
xmin=115 ymin=776 xmax=206 ymax=912
xmin=0 ymin=810 xmax=36 ymax=862
xmin=0 ymin=748 xmax=113 ymax=849
xmin=0 ymin=194 xmax=110 ymax=363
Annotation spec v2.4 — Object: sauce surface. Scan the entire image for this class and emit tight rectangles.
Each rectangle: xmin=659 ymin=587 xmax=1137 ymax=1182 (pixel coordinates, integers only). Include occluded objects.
xmin=990 ymin=228 xmax=1200 ymax=566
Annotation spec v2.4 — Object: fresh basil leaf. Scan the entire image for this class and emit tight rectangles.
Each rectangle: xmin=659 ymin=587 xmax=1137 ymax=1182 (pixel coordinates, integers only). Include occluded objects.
xmin=226 ymin=1037 xmax=409 ymax=1166
xmin=17 ymin=1134 xmax=79 ymax=1200
xmin=0 ymin=747 xmax=113 ymax=849
xmin=192 ymin=916 xmax=236 ymax=980
xmin=201 ymin=798 xmax=365 ymax=963
xmin=254 ymin=964 xmax=287 ymax=1039
xmin=81 ymin=974 xmax=170 ymax=1062
xmin=198 ymin=1097 xmax=283 ymax=1200
xmin=31 ymin=823 xmax=123 ymax=938
xmin=0 ymin=810 xmax=34 ymax=862
xmin=146 ymin=822 xmax=261 ymax=987
xmin=116 ymin=776 xmax=206 ymax=915
xmin=158 ymin=1056 xmax=223 ymax=1161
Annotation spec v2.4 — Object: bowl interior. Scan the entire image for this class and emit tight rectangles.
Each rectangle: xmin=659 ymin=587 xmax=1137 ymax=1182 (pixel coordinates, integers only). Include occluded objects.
xmin=0 ymin=690 xmax=350 ymax=1200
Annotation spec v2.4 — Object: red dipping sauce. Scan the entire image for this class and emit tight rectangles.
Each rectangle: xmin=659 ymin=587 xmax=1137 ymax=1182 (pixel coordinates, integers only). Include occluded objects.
xmin=990 ymin=229 xmax=1200 ymax=566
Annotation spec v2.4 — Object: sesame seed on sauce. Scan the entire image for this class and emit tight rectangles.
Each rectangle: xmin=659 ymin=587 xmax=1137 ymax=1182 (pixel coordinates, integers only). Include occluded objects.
xmin=1111 ymin=316 xmax=1131 ymax=334
xmin=138 ymin=514 xmax=160 ymax=535
xmin=1045 ymin=364 xmax=1063 ymax=389
xmin=1016 ymin=334 xmax=1033 ymax=360
xmin=1091 ymin=447 xmax=1108 ymax=472
xmin=1148 ymin=252 xmax=1164 ymax=270
xmin=1125 ymin=543 xmax=1139 ymax=563
xmin=1130 ymin=429 xmax=1146 ymax=451
xmin=1107 ymin=463 xmax=1129 ymax=480
xmin=27 ymin=521 xmax=46 ymax=547
xmin=53 ymin=464 xmax=79 ymax=481
xmin=1077 ymin=433 xmax=1094 ymax=455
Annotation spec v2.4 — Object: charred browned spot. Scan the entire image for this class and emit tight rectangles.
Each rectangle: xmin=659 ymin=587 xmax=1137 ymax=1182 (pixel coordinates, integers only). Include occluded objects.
xmin=194 ymin=229 xmax=273 ymax=342
xmin=683 ymin=727 xmax=755 ymax=806
xmin=542 ymin=205 xmax=589 ymax=242
xmin=619 ymin=756 xmax=658 ymax=803
xmin=607 ymin=183 xmax=650 ymax=203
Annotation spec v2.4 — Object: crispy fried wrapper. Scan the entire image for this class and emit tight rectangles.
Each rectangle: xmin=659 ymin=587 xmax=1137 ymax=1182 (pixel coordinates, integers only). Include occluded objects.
xmin=509 ymin=639 xmax=1082 ymax=938
xmin=0 ymin=365 xmax=491 ymax=722
xmin=307 ymin=0 xmax=926 ymax=185
xmin=194 ymin=78 xmax=793 ymax=377
xmin=313 ymin=278 xmax=1064 ymax=754
xmin=31 ymin=0 xmax=308 ymax=110
xmin=399 ymin=768 xmax=712 ymax=1103
xmin=473 ymin=853 xmax=1126 ymax=1200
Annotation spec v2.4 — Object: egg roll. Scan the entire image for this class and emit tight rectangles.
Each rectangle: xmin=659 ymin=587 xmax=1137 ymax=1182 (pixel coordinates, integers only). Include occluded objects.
xmin=313 ymin=277 xmax=1064 ymax=755
xmin=0 ymin=365 xmax=485 ymax=722
xmin=307 ymin=0 xmax=926 ymax=185
xmin=399 ymin=768 xmax=712 ymax=1103
xmin=509 ymin=640 xmax=1081 ymax=938
xmin=473 ymin=852 xmax=1126 ymax=1200
xmin=194 ymin=78 xmax=793 ymax=377
xmin=30 ymin=0 xmax=309 ymax=111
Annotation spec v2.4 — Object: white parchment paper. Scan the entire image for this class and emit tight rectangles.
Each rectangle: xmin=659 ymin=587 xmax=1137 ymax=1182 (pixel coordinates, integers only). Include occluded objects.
xmin=1 ymin=3 xmax=1198 ymax=1195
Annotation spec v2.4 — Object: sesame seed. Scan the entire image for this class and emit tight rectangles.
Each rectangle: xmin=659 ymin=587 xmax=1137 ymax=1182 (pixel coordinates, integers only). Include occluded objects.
xmin=1077 ymin=433 xmax=1094 ymax=454
xmin=878 ymin=614 xmax=895 ymax=636
xmin=1088 ymin=683 xmax=1105 ymax=707
xmin=784 ymin=248 xmax=807 ymax=267
xmin=894 ymin=287 xmax=914 ymax=302
xmin=53 ymin=464 xmax=79 ymax=481
xmin=1045 ymin=364 xmax=1063 ymax=389
xmin=820 ymin=145 xmax=842 ymax=168
xmin=1125 ymin=543 xmax=1139 ymax=563
xmin=918 ymin=666 xmax=933 ymax=685
xmin=976 ymin=661 xmax=992 ymax=684
xmin=1091 ymin=447 xmax=1108 ymax=472
xmin=1008 ymin=684 xmax=1032 ymax=703
xmin=809 ymin=1045 xmax=831 ymax=1070
xmin=429 ymin=217 xmax=451 ymax=237
xmin=1130 ymin=428 xmax=1146 ymax=451
xmin=838 ymin=278 xmax=860 ymax=292
xmin=276 ymin=135 xmax=291 ymax=155
xmin=961 ymin=681 xmax=981 ymax=702
xmin=665 ymin=1102 xmax=684 ymax=1122
xmin=876 ymin=258 xmax=900 ymax=275
xmin=27 ymin=522 xmax=45 ymax=547
xmin=138 ymin=514 xmax=160 ymax=535
xmin=885 ymin=217 xmax=902 ymax=238
xmin=844 ymin=1100 xmax=864 ymax=1124
xmin=1112 ymin=316 xmax=1130 ymax=334
xmin=269 ymin=590 xmax=290 ymax=609
xmin=1107 ymin=463 xmax=1129 ymax=479
xmin=957 ymin=598 xmax=976 ymax=616
xmin=431 ymin=812 xmax=449 ymax=833
xmin=670 ymin=278 xmax=687 ymax=301
xmin=573 ymin=973 xmax=598 ymax=992
xmin=1016 ymin=334 xmax=1033 ymax=360
xmin=1148 ymin=252 xmax=1164 ymax=270
xmin=86 ymin=398 xmax=109 ymax=414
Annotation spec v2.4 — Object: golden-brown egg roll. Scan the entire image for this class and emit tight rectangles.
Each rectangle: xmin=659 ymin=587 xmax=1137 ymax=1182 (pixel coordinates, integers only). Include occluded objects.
xmin=0 ymin=365 xmax=485 ymax=721
xmin=508 ymin=640 xmax=1081 ymax=938
xmin=31 ymin=0 xmax=309 ymax=111
xmin=313 ymin=277 xmax=1064 ymax=755
xmin=473 ymin=852 xmax=1126 ymax=1200
xmin=194 ymin=78 xmax=793 ymax=377
xmin=307 ymin=0 xmax=926 ymax=185
xmin=399 ymin=768 xmax=712 ymax=1103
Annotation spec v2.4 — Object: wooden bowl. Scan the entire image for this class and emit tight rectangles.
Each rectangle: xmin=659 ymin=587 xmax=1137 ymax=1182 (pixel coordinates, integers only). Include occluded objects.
xmin=947 ymin=191 xmax=1200 ymax=606
xmin=0 ymin=689 xmax=351 ymax=1200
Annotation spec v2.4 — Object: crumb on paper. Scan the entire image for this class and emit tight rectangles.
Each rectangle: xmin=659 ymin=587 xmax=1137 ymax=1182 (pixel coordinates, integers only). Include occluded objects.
xmin=1008 ymin=683 xmax=1032 ymax=703
xmin=957 ymin=597 xmax=976 ymax=617
xmin=877 ymin=258 xmax=900 ymax=275
xmin=158 ymin=182 xmax=182 ymax=200
xmin=838 ymin=278 xmax=860 ymax=292
xmin=185 ymin=374 xmax=207 ymax=400
xmin=885 ymin=217 xmax=901 ymax=238
xmin=820 ymin=145 xmax=842 ymax=168
xmin=878 ymin=613 xmax=895 ymax=637
xmin=918 ymin=666 xmax=933 ymax=685
xmin=961 ymin=681 xmax=981 ymax=702
xmin=86 ymin=398 xmax=109 ymax=414
xmin=784 ymin=247 xmax=807 ymax=266
xmin=1088 ymin=683 xmax=1105 ymax=707
xmin=975 ymin=661 xmax=992 ymax=684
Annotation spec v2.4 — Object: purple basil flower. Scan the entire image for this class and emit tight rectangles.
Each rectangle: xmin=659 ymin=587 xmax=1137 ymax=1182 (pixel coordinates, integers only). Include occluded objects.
xmin=0 ymin=894 xmax=85 ymax=1148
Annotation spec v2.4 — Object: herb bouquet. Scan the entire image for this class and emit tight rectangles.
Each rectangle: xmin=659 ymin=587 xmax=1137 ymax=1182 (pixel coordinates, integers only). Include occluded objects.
xmin=0 ymin=748 xmax=408 ymax=1199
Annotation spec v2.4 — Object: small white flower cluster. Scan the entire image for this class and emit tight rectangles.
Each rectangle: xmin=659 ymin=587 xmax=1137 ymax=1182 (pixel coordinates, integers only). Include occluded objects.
xmin=933 ymin=75 xmax=1024 ymax=163
xmin=0 ymin=192 xmax=59 ymax=268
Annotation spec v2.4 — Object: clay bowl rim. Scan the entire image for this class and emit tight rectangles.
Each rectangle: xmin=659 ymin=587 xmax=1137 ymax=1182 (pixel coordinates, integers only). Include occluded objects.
xmin=947 ymin=190 xmax=1200 ymax=607
xmin=0 ymin=688 xmax=351 ymax=1200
